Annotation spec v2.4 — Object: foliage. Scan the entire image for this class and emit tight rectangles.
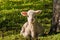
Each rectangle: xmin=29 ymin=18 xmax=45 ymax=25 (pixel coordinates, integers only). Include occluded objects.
xmin=0 ymin=0 xmax=52 ymax=30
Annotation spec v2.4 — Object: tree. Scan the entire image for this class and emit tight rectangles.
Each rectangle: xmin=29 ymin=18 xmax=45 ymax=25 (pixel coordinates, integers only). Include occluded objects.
xmin=49 ymin=0 xmax=60 ymax=34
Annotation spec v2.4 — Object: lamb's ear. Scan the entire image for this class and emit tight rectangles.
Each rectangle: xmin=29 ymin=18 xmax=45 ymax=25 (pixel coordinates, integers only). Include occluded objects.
xmin=34 ymin=10 xmax=42 ymax=14
xmin=21 ymin=12 xmax=27 ymax=16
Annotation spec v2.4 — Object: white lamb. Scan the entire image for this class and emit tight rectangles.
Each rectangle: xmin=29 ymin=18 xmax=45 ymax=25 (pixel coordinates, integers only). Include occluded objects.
xmin=20 ymin=10 xmax=44 ymax=39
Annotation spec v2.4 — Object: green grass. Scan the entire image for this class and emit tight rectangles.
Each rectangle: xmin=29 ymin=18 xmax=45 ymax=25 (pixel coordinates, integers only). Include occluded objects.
xmin=0 ymin=0 xmax=52 ymax=27
xmin=0 ymin=33 xmax=60 ymax=40
xmin=0 ymin=30 xmax=60 ymax=40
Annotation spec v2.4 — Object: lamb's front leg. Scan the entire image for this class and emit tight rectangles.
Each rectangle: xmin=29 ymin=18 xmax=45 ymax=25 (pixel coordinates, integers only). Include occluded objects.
xmin=20 ymin=22 xmax=28 ymax=35
xmin=31 ymin=31 xmax=38 ymax=40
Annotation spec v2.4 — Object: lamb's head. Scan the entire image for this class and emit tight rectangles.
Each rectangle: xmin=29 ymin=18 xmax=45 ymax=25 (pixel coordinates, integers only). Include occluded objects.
xmin=21 ymin=10 xmax=42 ymax=23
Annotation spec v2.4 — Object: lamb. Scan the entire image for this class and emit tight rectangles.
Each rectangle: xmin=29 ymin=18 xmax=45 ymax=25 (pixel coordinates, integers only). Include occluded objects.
xmin=20 ymin=10 xmax=44 ymax=39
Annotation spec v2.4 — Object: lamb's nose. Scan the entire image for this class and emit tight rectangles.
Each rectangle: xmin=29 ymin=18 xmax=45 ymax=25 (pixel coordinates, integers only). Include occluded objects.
xmin=31 ymin=18 xmax=34 ymax=21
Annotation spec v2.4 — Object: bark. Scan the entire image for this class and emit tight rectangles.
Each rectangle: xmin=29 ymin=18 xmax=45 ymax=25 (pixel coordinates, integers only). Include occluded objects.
xmin=49 ymin=0 xmax=60 ymax=34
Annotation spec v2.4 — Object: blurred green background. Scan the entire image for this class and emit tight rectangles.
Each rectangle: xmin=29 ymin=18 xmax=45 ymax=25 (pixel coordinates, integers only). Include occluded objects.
xmin=1 ymin=0 xmax=59 ymax=40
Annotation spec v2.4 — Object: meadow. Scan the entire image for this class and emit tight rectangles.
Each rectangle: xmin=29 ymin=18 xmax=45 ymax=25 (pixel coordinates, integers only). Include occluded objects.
xmin=0 ymin=0 xmax=60 ymax=40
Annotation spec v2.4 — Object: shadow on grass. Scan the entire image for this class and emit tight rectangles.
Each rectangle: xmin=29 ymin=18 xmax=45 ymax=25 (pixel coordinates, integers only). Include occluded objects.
xmin=39 ymin=32 xmax=60 ymax=37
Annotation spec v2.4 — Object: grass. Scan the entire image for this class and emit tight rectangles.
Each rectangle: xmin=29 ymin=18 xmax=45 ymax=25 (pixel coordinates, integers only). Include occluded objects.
xmin=0 ymin=33 xmax=60 ymax=40
xmin=0 ymin=30 xmax=60 ymax=40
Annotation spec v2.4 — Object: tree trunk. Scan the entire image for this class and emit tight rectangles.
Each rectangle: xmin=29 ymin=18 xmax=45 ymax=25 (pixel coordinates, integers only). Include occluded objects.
xmin=49 ymin=0 xmax=60 ymax=34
